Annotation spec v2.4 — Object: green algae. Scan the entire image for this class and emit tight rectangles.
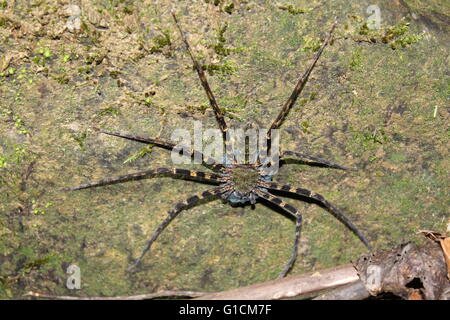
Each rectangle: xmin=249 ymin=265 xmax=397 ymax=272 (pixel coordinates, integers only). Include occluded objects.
xmin=0 ymin=0 xmax=448 ymax=299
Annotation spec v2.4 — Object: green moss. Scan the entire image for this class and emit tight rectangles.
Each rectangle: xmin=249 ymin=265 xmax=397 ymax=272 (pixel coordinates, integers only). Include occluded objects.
xmin=149 ymin=30 xmax=172 ymax=54
xmin=30 ymin=47 xmax=55 ymax=67
xmin=353 ymin=18 xmax=423 ymax=50
xmin=0 ymin=156 xmax=6 ymax=168
xmin=224 ymin=3 xmax=234 ymax=14
xmin=301 ymin=36 xmax=322 ymax=52
xmin=211 ymin=23 xmax=232 ymax=56
xmin=390 ymin=34 xmax=423 ymax=49
xmin=277 ymin=4 xmax=309 ymax=15
xmin=388 ymin=151 xmax=408 ymax=164
xmin=349 ymin=47 xmax=363 ymax=71
xmin=202 ymin=61 xmax=236 ymax=76
xmin=350 ymin=127 xmax=389 ymax=152
xmin=70 ymin=131 xmax=87 ymax=150
xmin=0 ymin=0 xmax=447 ymax=299
xmin=0 ymin=106 xmax=28 ymax=135
xmin=98 ymin=106 xmax=121 ymax=116
xmin=123 ymin=145 xmax=154 ymax=164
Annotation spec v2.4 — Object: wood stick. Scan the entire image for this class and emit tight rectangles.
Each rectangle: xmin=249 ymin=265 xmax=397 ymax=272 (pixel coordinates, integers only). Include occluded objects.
xmin=195 ymin=264 xmax=359 ymax=300
xmin=313 ymin=281 xmax=370 ymax=300
xmin=24 ymin=290 xmax=211 ymax=300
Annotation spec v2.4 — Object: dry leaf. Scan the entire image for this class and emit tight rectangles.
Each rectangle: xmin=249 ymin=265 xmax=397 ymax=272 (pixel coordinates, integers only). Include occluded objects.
xmin=408 ymin=289 xmax=423 ymax=300
xmin=440 ymin=238 xmax=450 ymax=279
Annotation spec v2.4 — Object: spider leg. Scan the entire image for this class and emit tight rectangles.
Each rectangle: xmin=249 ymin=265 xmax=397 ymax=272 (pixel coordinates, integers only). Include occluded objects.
xmin=69 ymin=168 xmax=225 ymax=191
xmin=281 ymin=150 xmax=354 ymax=170
xmin=263 ymin=181 xmax=372 ymax=250
xmin=255 ymin=189 xmax=302 ymax=279
xmin=94 ymin=127 xmax=224 ymax=170
xmin=267 ymin=20 xmax=337 ymax=143
xmin=171 ymin=12 xmax=235 ymax=164
xmin=93 ymin=127 xmax=176 ymax=150
xmin=171 ymin=12 xmax=228 ymax=134
xmin=128 ymin=185 xmax=225 ymax=272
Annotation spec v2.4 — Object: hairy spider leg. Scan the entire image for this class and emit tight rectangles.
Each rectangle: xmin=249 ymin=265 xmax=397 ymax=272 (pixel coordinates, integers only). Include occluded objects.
xmin=267 ymin=20 xmax=337 ymax=151
xmin=95 ymin=128 xmax=223 ymax=170
xmin=256 ymin=189 xmax=302 ymax=278
xmin=263 ymin=181 xmax=372 ymax=250
xmin=281 ymin=150 xmax=354 ymax=171
xmin=128 ymin=185 xmax=226 ymax=272
xmin=171 ymin=12 xmax=235 ymax=166
xmin=70 ymin=168 xmax=225 ymax=191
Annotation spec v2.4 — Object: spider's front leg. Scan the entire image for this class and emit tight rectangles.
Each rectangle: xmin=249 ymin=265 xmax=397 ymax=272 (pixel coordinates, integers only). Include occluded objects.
xmin=128 ymin=185 xmax=226 ymax=272
xmin=171 ymin=12 xmax=237 ymax=165
xmin=256 ymin=189 xmax=303 ymax=279
xmin=93 ymin=127 xmax=224 ymax=171
xmin=281 ymin=150 xmax=355 ymax=171
xmin=69 ymin=168 xmax=225 ymax=191
xmin=267 ymin=19 xmax=337 ymax=146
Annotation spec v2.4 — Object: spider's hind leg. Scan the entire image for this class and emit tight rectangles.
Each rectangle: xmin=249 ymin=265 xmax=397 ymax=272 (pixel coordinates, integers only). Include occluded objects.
xmin=264 ymin=181 xmax=372 ymax=250
xmin=128 ymin=185 xmax=225 ymax=272
xmin=256 ymin=189 xmax=303 ymax=279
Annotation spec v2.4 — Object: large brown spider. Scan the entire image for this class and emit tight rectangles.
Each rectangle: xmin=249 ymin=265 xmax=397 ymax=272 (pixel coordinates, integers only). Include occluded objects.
xmin=71 ymin=12 xmax=371 ymax=279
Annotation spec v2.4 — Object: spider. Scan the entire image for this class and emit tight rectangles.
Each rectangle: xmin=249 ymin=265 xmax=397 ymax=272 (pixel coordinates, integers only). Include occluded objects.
xmin=71 ymin=12 xmax=372 ymax=279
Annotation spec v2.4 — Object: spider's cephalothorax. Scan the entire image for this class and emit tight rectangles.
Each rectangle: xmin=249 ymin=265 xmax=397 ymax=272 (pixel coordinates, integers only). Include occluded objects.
xmin=70 ymin=12 xmax=372 ymax=279
xmin=221 ymin=165 xmax=267 ymax=205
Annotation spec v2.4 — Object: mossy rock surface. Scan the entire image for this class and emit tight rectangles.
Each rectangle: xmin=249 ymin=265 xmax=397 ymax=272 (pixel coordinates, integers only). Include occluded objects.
xmin=0 ymin=0 xmax=448 ymax=298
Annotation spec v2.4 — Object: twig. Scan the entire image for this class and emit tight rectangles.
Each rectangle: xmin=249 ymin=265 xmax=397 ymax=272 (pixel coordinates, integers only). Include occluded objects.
xmin=313 ymin=281 xmax=370 ymax=300
xmin=24 ymin=290 xmax=212 ymax=300
xmin=196 ymin=264 xmax=359 ymax=300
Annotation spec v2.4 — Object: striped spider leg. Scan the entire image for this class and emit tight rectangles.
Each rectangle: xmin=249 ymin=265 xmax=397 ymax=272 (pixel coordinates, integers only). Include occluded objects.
xmin=128 ymin=185 xmax=229 ymax=272
xmin=92 ymin=127 xmax=223 ymax=171
xmin=70 ymin=168 xmax=226 ymax=191
xmin=260 ymin=180 xmax=372 ymax=250
xmin=265 ymin=19 xmax=352 ymax=171
xmin=280 ymin=151 xmax=355 ymax=171
xmin=171 ymin=11 xmax=236 ymax=165
xmin=255 ymin=189 xmax=303 ymax=279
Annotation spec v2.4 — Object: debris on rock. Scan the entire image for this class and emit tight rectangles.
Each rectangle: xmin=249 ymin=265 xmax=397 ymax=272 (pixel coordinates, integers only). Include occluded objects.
xmin=354 ymin=239 xmax=450 ymax=300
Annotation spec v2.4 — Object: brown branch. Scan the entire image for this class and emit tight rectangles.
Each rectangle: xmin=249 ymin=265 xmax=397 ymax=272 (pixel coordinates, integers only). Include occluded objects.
xmin=195 ymin=264 xmax=359 ymax=300
xmin=24 ymin=290 xmax=211 ymax=300
xmin=313 ymin=281 xmax=370 ymax=300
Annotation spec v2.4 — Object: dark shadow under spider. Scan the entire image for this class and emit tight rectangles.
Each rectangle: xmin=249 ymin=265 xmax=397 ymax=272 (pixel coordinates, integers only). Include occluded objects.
xmin=70 ymin=12 xmax=372 ymax=279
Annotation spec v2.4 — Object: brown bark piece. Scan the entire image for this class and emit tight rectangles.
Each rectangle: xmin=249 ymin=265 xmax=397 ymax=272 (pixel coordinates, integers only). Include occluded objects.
xmin=354 ymin=241 xmax=450 ymax=300
xmin=440 ymin=238 xmax=450 ymax=279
